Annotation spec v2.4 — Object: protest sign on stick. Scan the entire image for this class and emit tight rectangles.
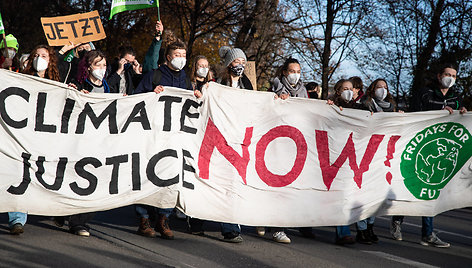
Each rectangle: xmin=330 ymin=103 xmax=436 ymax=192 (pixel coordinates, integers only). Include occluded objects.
xmin=41 ymin=10 xmax=106 ymax=47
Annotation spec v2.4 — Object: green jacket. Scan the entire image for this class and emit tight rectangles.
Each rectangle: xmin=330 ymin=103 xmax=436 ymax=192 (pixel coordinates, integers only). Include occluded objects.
xmin=142 ymin=38 xmax=162 ymax=74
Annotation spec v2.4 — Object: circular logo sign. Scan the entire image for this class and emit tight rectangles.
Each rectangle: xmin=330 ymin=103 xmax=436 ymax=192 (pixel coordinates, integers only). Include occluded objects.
xmin=400 ymin=122 xmax=472 ymax=200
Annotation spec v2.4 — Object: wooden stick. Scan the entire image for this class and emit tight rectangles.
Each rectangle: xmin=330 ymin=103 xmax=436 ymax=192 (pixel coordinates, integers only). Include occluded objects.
xmin=2 ymin=32 xmax=11 ymax=71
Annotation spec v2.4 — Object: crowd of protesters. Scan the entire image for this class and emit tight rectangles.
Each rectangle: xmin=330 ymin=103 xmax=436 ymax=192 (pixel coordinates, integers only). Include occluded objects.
xmin=0 ymin=18 xmax=466 ymax=249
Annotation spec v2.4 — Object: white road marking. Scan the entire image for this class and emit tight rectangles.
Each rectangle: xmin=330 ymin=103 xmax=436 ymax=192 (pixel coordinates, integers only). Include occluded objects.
xmin=362 ymin=250 xmax=439 ymax=268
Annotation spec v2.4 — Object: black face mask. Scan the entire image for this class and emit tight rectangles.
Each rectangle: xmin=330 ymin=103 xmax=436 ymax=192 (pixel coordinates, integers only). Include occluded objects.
xmin=124 ymin=63 xmax=132 ymax=70
xmin=78 ymin=50 xmax=87 ymax=59
xmin=229 ymin=64 xmax=245 ymax=77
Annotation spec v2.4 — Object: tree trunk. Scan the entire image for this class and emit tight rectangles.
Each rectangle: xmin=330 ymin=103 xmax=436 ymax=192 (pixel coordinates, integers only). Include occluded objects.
xmin=409 ymin=0 xmax=445 ymax=111
xmin=321 ymin=0 xmax=335 ymax=100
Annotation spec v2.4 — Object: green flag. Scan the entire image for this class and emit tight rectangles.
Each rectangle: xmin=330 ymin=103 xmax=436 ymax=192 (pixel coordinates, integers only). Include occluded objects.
xmin=0 ymin=12 xmax=5 ymax=35
xmin=109 ymin=0 xmax=158 ymax=20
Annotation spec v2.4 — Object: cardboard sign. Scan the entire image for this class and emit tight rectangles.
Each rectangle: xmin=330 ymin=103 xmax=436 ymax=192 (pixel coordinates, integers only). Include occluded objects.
xmin=244 ymin=61 xmax=257 ymax=90
xmin=41 ymin=11 xmax=106 ymax=46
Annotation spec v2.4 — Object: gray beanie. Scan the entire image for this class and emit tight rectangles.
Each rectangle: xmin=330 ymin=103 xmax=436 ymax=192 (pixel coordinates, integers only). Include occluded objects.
xmin=219 ymin=46 xmax=247 ymax=67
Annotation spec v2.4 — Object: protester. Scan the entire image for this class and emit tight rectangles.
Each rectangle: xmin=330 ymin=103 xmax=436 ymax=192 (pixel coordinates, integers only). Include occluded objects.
xmin=23 ymin=44 xmax=60 ymax=81
xmin=190 ymin=55 xmax=212 ymax=93
xmin=327 ymin=78 xmax=361 ymax=245
xmin=56 ymin=50 xmax=117 ymax=237
xmin=74 ymin=50 xmax=117 ymax=93
xmin=217 ymin=46 xmax=253 ymax=90
xmin=212 ymin=45 xmax=255 ymax=243
xmin=263 ymin=57 xmax=314 ymax=243
xmin=0 ymin=34 xmax=20 ymax=71
xmin=107 ymin=46 xmax=142 ymax=95
xmin=184 ymin=54 xmax=214 ymax=235
xmin=355 ymin=78 xmax=399 ymax=244
xmin=419 ymin=64 xmax=466 ymax=114
xmin=6 ymin=44 xmax=61 ymax=235
xmin=306 ymin=82 xmax=321 ymax=99
xmin=271 ymin=57 xmax=308 ymax=99
xmin=134 ymin=40 xmax=195 ymax=240
xmin=391 ymin=64 xmax=466 ymax=248
xmin=135 ymin=40 xmax=192 ymax=94
xmin=57 ymin=42 xmax=95 ymax=84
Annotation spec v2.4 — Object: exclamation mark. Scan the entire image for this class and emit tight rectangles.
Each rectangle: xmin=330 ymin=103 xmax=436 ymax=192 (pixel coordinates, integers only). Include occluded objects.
xmin=384 ymin=135 xmax=401 ymax=184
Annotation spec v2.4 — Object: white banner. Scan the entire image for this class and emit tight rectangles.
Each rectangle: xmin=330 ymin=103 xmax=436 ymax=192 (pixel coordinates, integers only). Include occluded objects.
xmin=0 ymin=70 xmax=471 ymax=227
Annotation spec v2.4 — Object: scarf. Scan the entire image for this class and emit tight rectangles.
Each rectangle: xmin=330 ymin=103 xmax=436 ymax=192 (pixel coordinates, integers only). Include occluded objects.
xmin=279 ymin=76 xmax=308 ymax=98
xmin=372 ymin=98 xmax=394 ymax=112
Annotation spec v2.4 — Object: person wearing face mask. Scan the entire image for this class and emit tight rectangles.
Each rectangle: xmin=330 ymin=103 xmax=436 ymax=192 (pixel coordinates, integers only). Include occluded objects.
xmin=350 ymin=78 xmax=399 ymax=246
xmin=107 ymin=46 xmax=142 ymax=95
xmin=419 ymin=64 xmax=467 ymax=114
xmin=134 ymin=40 xmax=193 ymax=95
xmin=133 ymin=40 xmax=193 ymax=241
xmin=57 ymin=50 xmax=116 ymax=237
xmin=217 ymin=46 xmax=253 ymax=90
xmin=271 ymin=58 xmax=307 ymax=99
xmin=56 ymin=41 xmax=95 ymax=84
xmin=390 ymin=64 xmax=464 ymax=249
xmin=23 ymin=45 xmax=60 ymax=81
xmin=362 ymin=78 xmax=396 ymax=113
xmin=74 ymin=50 xmax=117 ymax=94
xmin=211 ymin=46 xmax=253 ymax=244
xmin=259 ymin=58 xmax=314 ymax=243
xmin=327 ymin=77 xmax=365 ymax=110
xmin=7 ymin=44 xmax=60 ymax=236
xmin=326 ymin=78 xmax=361 ymax=245
xmin=0 ymin=34 xmax=20 ymax=71
xmin=190 ymin=55 xmax=212 ymax=92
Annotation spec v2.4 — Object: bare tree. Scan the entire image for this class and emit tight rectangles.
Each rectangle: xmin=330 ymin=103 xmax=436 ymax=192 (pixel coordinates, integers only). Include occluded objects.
xmin=284 ymin=0 xmax=370 ymax=99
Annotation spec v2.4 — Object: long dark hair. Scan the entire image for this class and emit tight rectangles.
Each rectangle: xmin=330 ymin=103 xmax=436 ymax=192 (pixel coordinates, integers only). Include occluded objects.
xmin=365 ymin=78 xmax=396 ymax=107
xmin=22 ymin=44 xmax=60 ymax=82
xmin=76 ymin=50 xmax=106 ymax=84
xmin=331 ymin=79 xmax=352 ymax=107
xmin=277 ymin=57 xmax=300 ymax=80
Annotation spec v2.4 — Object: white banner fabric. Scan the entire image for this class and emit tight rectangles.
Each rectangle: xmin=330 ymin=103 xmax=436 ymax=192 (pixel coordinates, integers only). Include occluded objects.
xmin=0 ymin=70 xmax=471 ymax=227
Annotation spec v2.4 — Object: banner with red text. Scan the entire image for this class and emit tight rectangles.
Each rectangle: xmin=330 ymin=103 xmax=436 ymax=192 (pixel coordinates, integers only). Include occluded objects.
xmin=0 ymin=69 xmax=471 ymax=227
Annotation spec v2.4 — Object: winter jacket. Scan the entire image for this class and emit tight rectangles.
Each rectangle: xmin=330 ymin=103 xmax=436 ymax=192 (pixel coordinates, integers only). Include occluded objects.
xmin=419 ymin=84 xmax=463 ymax=111
xmin=134 ymin=64 xmax=192 ymax=94
xmin=217 ymin=73 xmax=254 ymax=90
xmin=107 ymin=58 xmax=142 ymax=95
xmin=271 ymin=76 xmax=308 ymax=98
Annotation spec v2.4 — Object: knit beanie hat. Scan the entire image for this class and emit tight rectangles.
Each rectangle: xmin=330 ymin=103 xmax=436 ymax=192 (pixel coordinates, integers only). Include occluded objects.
xmin=0 ymin=34 xmax=19 ymax=51
xmin=219 ymin=46 xmax=246 ymax=67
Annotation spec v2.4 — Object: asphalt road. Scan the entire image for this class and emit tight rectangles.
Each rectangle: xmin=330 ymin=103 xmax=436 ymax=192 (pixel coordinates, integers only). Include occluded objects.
xmin=0 ymin=207 xmax=471 ymax=267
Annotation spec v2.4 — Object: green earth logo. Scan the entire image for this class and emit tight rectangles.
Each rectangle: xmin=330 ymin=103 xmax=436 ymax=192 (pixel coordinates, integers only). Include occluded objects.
xmin=400 ymin=122 xmax=472 ymax=200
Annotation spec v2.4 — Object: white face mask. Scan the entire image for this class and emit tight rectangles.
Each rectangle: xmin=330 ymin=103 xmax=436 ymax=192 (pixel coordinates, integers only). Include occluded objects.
xmin=196 ymin=67 xmax=209 ymax=78
xmin=341 ymin=90 xmax=353 ymax=102
xmin=287 ymin=73 xmax=301 ymax=85
xmin=4 ymin=49 xmax=16 ymax=59
xmin=440 ymin=76 xmax=455 ymax=88
xmin=91 ymin=68 xmax=106 ymax=81
xmin=33 ymin=57 xmax=49 ymax=72
xmin=375 ymin=87 xmax=388 ymax=100
xmin=170 ymin=57 xmax=186 ymax=71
